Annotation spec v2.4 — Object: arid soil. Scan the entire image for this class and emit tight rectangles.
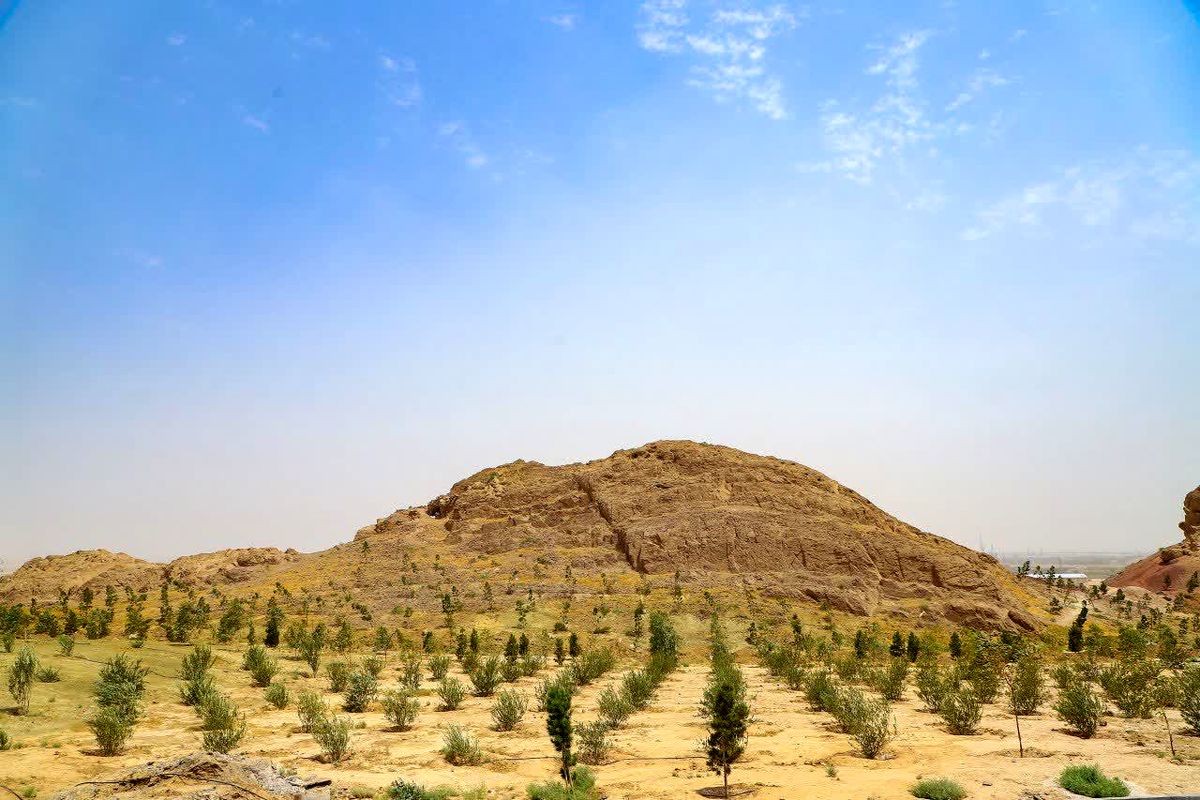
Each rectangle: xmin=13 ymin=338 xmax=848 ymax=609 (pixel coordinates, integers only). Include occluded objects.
xmin=2 ymin=637 xmax=1198 ymax=800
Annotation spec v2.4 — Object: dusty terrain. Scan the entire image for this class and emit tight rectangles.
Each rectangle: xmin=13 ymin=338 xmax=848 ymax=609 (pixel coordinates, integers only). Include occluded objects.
xmin=0 ymin=441 xmax=1047 ymax=632
xmin=1110 ymin=485 xmax=1200 ymax=602
xmin=1 ymin=631 xmax=1198 ymax=800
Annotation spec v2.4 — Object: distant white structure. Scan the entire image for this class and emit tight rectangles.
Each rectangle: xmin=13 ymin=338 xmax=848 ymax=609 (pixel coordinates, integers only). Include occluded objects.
xmin=1030 ymin=572 xmax=1087 ymax=580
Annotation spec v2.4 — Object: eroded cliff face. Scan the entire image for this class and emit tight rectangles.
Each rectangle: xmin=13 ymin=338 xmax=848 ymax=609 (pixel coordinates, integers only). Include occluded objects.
xmin=375 ymin=440 xmax=1039 ymax=630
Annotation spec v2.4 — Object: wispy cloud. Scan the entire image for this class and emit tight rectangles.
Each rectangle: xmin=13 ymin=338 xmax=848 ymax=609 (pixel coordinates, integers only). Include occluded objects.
xmin=800 ymin=30 xmax=934 ymax=183
xmin=962 ymin=148 xmax=1200 ymax=243
xmin=945 ymin=68 xmax=1008 ymax=111
xmin=379 ymin=54 xmax=422 ymax=108
xmin=637 ymin=1 xmax=800 ymax=120
xmin=290 ymin=31 xmax=331 ymax=50
xmin=242 ymin=114 xmax=270 ymax=134
xmin=439 ymin=122 xmax=488 ymax=169
xmin=166 ymin=33 xmax=187 ymax=47
xmin=544 ymin=14 xmax=579 ymax=31
xmin=115 ymin=248 xmax=163 ymax=269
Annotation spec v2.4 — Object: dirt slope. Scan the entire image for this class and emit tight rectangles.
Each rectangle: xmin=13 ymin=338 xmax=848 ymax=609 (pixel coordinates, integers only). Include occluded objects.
xmin=2 ymin=440 xmax=1043 ymax=630
xmin=1109 ymin=485 xmax=1200 ymax=596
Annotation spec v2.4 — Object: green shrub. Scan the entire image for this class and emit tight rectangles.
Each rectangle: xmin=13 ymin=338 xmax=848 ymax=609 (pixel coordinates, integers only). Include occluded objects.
xmin=313 ymin=714 xmax=352 ymax=762
xmin=264 ymin=682 xmax=289 ymax=709
xmin=86 ymin=706 xmax=134 ymax=756
xmin=915 ymin=661 xmax=952 ymax=713
xmin=1178 ymin=665 xmax=1200 ymax=734
xmin=400 ymin=656 xmax=423 ymax=691
xmin=56 ymin=635 xmax=75 ymax=657
xmin=36 ymin=666 xmax=61 ymax=683
xmin=199 ymin=693 xmax=246 ymax=753
xmin=621 ymin=669 xmax=655 ymax=710
xmin=437 ymin=677 xmax=467 ymax=710
xmin=382 ymin=690 xmax=420 ymax=731
xmin=1099 ymin=659 xmax=1160 ymax=718
xmin=525 ymin=766 xmax=598 ymax=800
xmin=851 ymin=697 xmax=895 ymax=758
xmin=470 ymin=656 xmax=502 ymax=697
xmin=180 ymin=673 xmax=218 ymax=708
xmin=911 ymin=777 xmax=966 ymax=800
xmin=0 ymin=728 xmax=10 ymax=750
xmin=571 ymin=648 xmax=616 ymax=686
xmin=7 ymin=647 xmax=38 ymax=715
xmin=180 ymin=645 xmax=215 ymax=682
xmin=0 ymin=632 xmax=15 ymax=653
xmin=1058 ymin=765 xmax=1130 ymax=798
xmin=1054 ymin=675 xmax=1104 ymax=738
xmin=576 ymin=720 xmax=610 ymax=765
xmin=805 ymin=669 xmax=839 ymax=712
xmin=343 ymin=670 xmax=379 ymax=713
xmin=521 ymin=654 xmax=546 ymax=677
xmin=597 ymin=685 xmax=632 ymax=729
xmin=878 ymin=657 xmax=908 ymax=702
xmin=296 ymin=690 xmax=327 ymax=733
xmin=93 ymin=654 xmax=147 ymax=725
xmin=244 ymin=645 xmax=278 ymax=688
xmin=362 ymin=655 xmax=385 ymax=678
xmin=428 ymin=654 xmax=452 ymax=681
xmin=326 ymin=660 xmax=351 ymax=693
xmin=1010 ymin=653 xmax=1045 ymax=715
xmin=830 ymin=686 xmax=869 ymax=734
xmin=939 ymin=688 xmax=982 ymax=735
xmin=441 ymin=724 xmax=483 ymax=765
xmin=387 ymin=780 xmax=455 ymax=800
xmin=491 ymin=689 xmax=527 ymax=731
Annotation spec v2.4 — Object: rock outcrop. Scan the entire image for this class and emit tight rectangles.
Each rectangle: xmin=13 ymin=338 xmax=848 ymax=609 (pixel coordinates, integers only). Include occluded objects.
xmin=1110 ymin=485 xmax=1200 ymax=594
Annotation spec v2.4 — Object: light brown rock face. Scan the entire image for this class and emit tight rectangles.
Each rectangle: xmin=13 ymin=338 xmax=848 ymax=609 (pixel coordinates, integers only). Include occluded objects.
xmin=385 ymin=441 xmax=1039 ymax=630
xmin=1111 ymin=484 xmax=1200 ymax=595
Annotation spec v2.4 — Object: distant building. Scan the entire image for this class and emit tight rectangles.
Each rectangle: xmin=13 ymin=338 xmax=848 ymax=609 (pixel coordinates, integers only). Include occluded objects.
xmin=1030 ymin=572 xmax=1087 ymax=580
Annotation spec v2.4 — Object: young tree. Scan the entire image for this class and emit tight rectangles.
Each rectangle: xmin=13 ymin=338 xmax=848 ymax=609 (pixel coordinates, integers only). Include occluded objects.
xmin=704 ymin=670 xmax=750 ymax=797
xmin=7 ymin=646 xmax=37 ymax=715
xmin=906 ymin=632 xmax=920 ymax=663
xmin=545 ymin=681 xmax=575 ymax=789
xmin=949 ymin=631 xmax=962 ymax=659
xmin=889 ymin=631 xmax=904 ymax=658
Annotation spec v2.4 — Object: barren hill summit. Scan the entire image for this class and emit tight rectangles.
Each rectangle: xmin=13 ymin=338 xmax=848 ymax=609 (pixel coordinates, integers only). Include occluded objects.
xmin=1110 ymin=485 xmax=1200 ymax=599
xmin=3 ymin=440 xmax=1043 ymax=630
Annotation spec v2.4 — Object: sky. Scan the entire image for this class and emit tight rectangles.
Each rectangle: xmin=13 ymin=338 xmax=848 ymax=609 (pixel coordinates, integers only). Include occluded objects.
xmin=2 ymin=1 xmax=1198 ymax=568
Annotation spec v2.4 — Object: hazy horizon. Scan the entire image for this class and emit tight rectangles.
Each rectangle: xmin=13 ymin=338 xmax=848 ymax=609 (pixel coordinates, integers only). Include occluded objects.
xmin=3 ymin=2 xmax=1198 ymax=568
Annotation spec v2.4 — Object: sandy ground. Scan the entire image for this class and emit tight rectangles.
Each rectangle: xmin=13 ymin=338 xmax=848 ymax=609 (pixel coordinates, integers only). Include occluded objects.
xmin=3 ymin=640 xmax=1199 ymax=799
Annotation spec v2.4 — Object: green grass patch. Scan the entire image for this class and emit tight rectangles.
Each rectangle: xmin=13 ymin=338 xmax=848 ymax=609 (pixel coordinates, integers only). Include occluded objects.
xmin=911 ymin=777 xmax=966 ymax=800
xmin=1059 ymin=765 xmax=1130 ymax=798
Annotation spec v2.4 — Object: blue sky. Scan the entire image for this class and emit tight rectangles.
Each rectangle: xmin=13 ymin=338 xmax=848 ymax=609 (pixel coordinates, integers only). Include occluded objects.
xmin=2 ymin=1 xmax=1198 ymax=565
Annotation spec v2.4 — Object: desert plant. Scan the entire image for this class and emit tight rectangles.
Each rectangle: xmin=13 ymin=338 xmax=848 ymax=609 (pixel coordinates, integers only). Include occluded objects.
xmin=199 ymin=692 xmax=246 ymax=753
xmin=1058 ymin=764 xmax=1130 ymax=798
xmin=878 ymin=657 xmax=908 ymax=702
xmin=441 ymin=724 xmax=483 ymax=765
xmin=326 ymin=660 xmax=351 ymax=693
xmin=703 ymin=665 xmax=750 ymax=799
xmin=1178 ymin=665 xmax=1200 ymax=734
xmin=621 ymin=669 xmax=655 ymax=710
xmin=576 ymin=720 xmax=610 ymax=765
xmin=179 ymin=672 xmax=218 ymax=708
xmin=526 ymin=766 xmax=598 ymax=800
xmin=1099 ymin=659 xmax=1160 ymax=718
xmin=470 ymin=656 xmax=502 ymax=696
xmin=180 ymin=644 xmax=215 ymax=678
xmin=437 ymin=676 xmax=467 ymax=710
xmin=362 ymin=655 xmax=385 ymax=678
xmin=851 ymin=697 xmax=895 ymax=758
xmin=1054 ymin=674 xmax=1105 ymax=738
xmin=36 ymin=666 xmax=61 ymax=683
xmin=428 ymin=654 xmax=452 ymax=681
xmin=313 ymin=714 xmax=352 ymax=762
xmin=491 ymin=688 xmax=527 ymax=731
xmin=400 ymin=655 xmax=423 ymax=691
xmin=536 ymin=672 xmax=576 ymax=711
xmin=56 ymin=635 xmax=75 ymax=657
xmin=546 ymin=681 xmax=576 ymax=787
xmin=0 ymin=728 xmax=10 ymax=750
xmin=86 ymin=706 xmax=134 ymax=755
xmin=939 ymin=687 xmax=982 ymax=735
xmin=381 ymin=690 xmax=419 ymax=731
xmin=597 ymin=685 xmax=632 ymax=729
xmin=911 ymin=777 xmax=966 ymax=800
xmin=244 ymin=645 xmax=278 ymax=688
xmin=93 ymin=654 xmax=147 ymax=725
xmin=7 ymin=647 xmax=38 ymax=715
xmin=297 ymin=690 xmax=327 ymax=733
xmin=343 ymin=669 xmax=379 ymax=713
xmin=571 ymin=648 xmax=616 ymax=686
xmin=805 ymin=669 xmax=839 ymax=712
xmin=1009 ymin=652 xmax=1045 ymax=715
xmin=265 ymin=682 xmax=290 ymax=709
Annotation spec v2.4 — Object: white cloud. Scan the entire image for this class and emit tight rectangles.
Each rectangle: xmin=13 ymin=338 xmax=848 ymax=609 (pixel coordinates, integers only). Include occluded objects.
xmin=242 ymin=114 xmax=270 ymax=133
xmin=379 ymin=54 xmax=422 ymax=108
xmin=945 ymin=68 xmax=1008 ymax=111
xmin=800 ymin=30 xmax=934 ymax=183
xmin=544 ymin=14 xmax=579 ymax=31
xmin=962 ymin=148 xmax=1200 ymax=243
xmin=637 ymin=1 xmax=799 ymax=120
xmin=290 ymin=31 xmax=331 ymax=50
xmin=166 ymin=33 xmax=187 ymax=47
xmin=439 ymin=122 xmax=489 ymax=169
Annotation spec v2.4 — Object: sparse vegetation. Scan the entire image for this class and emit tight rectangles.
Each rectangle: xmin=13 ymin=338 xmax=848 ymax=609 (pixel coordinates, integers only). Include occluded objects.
xmin=382 ymin=690 xmax=420 ymax=731
xmin=7 ymin=647 xmax=38 ymax=715
xmin=265 ymin=681 xmax=290 ymax=709
xmin=441 ymin=724 xmax=483 ymax=765
xmin=911 ymin=777 xmax=966 ymax=800
xmin=199 ymin=692 xmax=247 ymax=753
xmin=491 ymin=688 xmax=527 ymax=731
xmin=437 ymin=676 xmax=467 ymax=710
xmin=1058 ymin=765 xmax=1130 ymax=798
xmin=313 ymin=714 xmax=352 ymax=762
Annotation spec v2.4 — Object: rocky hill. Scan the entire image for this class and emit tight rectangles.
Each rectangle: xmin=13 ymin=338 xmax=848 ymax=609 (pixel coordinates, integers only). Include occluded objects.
xmin=2 ymin=440 xmax=1044 ymax=630
xmin=1110 ymin=485 xmax=1200 ymax=596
